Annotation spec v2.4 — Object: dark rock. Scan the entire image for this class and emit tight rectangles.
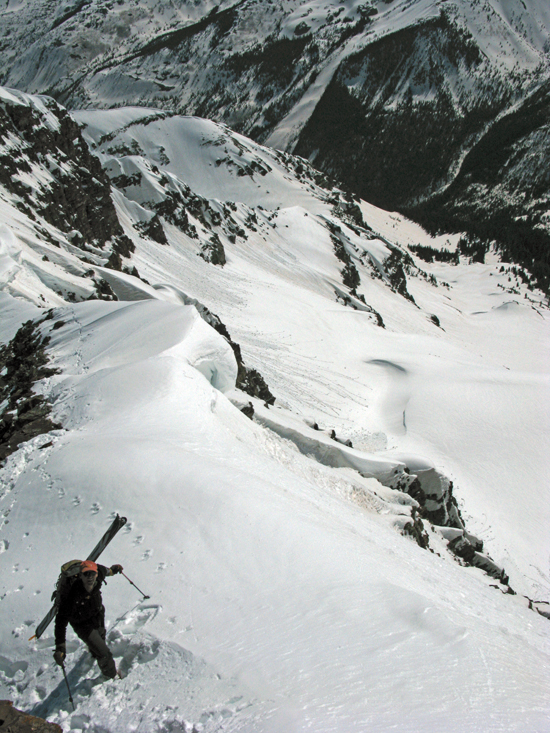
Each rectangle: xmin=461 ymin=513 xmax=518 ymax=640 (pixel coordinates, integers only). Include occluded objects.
xmin=329 ymin=429 xmax=353 ymax=448
xmin=239 ymin=368 xmax=275 ymax=405
xmin=383 ymin=248 xmax=416 ymax=303
xmin=402 ymin=476 xmax=426 ymax=506
xmin=134 ymin=213 xmax=167 ymax=245
xmin=0 ymin=699 xmax=62 ymax=731
xmin=90 ymin=278 xmax=118 ymax=301
xmin=0 ymin=93 xmax=135 ymax=291
xmin=111 ymin=171 xmax=143 ymax=189
xmin=448 ymin=535 xmax=476 ymax=564
xmin=0 ymin=320 xmax=61 ymax=464
xmin=403 ymin=507 xmax=430 ymax=549
xmin=200 ymin=233 xmax=226 ymax=266
xmin=387 ymin=465 xmax=512 ymax=584
xmin=241 ymin=402 xmax=254 ymax=419
xmin=531 ymin=601 xmax=550 ymax=620
xmin=327 ymin=223 xmax=362 ymax=293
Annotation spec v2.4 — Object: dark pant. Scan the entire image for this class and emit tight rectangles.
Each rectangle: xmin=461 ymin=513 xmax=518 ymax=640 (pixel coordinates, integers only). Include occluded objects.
xmin=77 ymin=626 xmax=116 ymax=679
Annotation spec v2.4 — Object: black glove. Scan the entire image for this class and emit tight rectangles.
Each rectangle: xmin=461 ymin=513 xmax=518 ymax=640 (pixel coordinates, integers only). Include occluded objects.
xmin=110 ymin=564 xmax=123 ymax=575
xmin=53 ymin=645 xmax=66 ymax=666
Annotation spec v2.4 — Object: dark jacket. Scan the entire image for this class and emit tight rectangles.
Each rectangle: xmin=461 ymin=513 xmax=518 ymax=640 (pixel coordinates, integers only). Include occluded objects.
xmin=55 ymin=564 xmax=109 ymax=646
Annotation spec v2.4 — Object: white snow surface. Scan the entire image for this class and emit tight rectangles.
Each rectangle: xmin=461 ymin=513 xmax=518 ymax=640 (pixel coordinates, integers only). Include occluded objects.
xmin=0 ymin=101 xmax=549 ymax=732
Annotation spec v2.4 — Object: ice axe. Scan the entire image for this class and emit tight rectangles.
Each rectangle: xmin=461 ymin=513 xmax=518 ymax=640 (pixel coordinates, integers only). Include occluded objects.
xmin=122 ymin=571 xmax=150 ymax=600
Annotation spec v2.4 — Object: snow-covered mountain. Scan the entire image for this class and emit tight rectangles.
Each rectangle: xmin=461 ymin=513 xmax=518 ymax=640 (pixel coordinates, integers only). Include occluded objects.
xmin=1 ymin=87 xmax=549 ymax=731
xmin=1 ymin=0 xmax=549 ymax=292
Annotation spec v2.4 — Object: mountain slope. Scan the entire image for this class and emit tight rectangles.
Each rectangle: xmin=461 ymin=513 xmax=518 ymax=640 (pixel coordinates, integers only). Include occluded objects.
xmin=1 ymin=0 xmax=549 ymax=289
xmin=0 ymin=88 xmax=549 ymax=732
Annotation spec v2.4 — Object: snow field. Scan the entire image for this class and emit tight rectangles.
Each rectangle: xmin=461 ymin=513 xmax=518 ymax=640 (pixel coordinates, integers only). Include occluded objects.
xmin=0 ymin=96 xmax=549 ymax=731
xmin=1 ymin=295 xmax=549 ymax=732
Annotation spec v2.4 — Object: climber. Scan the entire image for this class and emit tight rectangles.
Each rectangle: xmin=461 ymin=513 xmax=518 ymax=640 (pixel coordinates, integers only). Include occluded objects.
xmin=53 ymin=560 xmax=123 ymax=679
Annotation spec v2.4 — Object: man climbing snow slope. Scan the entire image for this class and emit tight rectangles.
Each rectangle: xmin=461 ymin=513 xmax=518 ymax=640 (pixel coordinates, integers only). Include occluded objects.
xmin=53 ymin=560 xmax=123 ymax=678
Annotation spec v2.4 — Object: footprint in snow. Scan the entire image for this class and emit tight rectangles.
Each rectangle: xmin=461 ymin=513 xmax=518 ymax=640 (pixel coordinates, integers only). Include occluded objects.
xmin=33 ymin=685 xmax=47 ymax=702
xmin=155 ymin=562 xmax=166 ymax=573
xmin=133 ymin=535 xmax=144 ymax=546
xmin=141 ymin=549 xmax=152 ymax=561
xmin=114 ymin=636 xmax=161 ymax=676
xmin=70 ymin=713 xmax=91 ymax=729
xmin=0 ymin=656 xmax=28 ymax=678
xmin=72 ymin=496 xmax=81 ymax=507
xmin=90 ymin=502 xmax=101 ymax=515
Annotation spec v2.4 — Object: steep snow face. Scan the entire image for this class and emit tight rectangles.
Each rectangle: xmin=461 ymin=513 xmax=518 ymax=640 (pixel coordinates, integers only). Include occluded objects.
xmin=1 ymin=89 xmax=549 ymax=594
xmin=0 ymin=92 xmax=549 ymax=731
xmin=0 ymin=295 xmax=549 ymax=733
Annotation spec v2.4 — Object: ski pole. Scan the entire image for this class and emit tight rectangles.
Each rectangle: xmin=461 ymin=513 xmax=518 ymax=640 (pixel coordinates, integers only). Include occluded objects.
xmin=61 ymin=662 xmax=75 ymax=711
xmin=121 ymin=572 xmax=150 ymax=599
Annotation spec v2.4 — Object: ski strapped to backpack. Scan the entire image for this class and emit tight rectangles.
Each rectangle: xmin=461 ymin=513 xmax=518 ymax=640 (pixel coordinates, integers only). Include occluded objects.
xmin=30 ymin=513 xmax=127 ymax=641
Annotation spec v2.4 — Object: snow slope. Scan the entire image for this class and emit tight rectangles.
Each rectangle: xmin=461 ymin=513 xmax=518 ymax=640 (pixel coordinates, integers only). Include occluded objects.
xmin=74 ymin=105 xmax=550 ymax=599
xmin=1 ymin=295 xmax=549 ymax=733
xmin=0 ymin=95 xmax=549 ymax=732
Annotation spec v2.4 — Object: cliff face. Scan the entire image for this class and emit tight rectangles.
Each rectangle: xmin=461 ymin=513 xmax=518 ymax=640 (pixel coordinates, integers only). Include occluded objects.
xmin=0 ymin=89 xmax=134 ymax=277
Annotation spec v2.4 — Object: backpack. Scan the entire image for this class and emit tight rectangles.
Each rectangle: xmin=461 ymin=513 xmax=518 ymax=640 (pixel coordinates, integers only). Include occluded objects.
xmin=51 ymin=559 xmax=83 ymax=610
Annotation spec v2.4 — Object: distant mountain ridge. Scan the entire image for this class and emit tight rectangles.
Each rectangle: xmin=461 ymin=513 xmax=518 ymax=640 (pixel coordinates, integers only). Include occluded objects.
xmin=1 ymin=0 xmax=549 ymax=289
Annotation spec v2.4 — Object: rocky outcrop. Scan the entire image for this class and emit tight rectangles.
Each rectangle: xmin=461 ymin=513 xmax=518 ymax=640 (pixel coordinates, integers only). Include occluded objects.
xmin=0 ymin=92 xmax=134 ymax=279
xmin=0 ymin=316 xmax=61 ymax=464
xmin=388 ymin=466 xmax=509 ymax=583
xmin=0 ymin=700 xmax=62 ymax=732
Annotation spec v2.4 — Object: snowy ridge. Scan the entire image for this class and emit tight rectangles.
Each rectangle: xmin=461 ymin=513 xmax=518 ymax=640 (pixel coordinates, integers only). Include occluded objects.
xmin=0 ymin=89 xmax=549 ymax=731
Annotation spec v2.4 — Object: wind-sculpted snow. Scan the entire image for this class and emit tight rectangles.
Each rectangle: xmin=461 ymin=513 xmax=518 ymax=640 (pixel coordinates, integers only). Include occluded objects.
xmin=43 ymin=299 xmax=239 ymax=396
